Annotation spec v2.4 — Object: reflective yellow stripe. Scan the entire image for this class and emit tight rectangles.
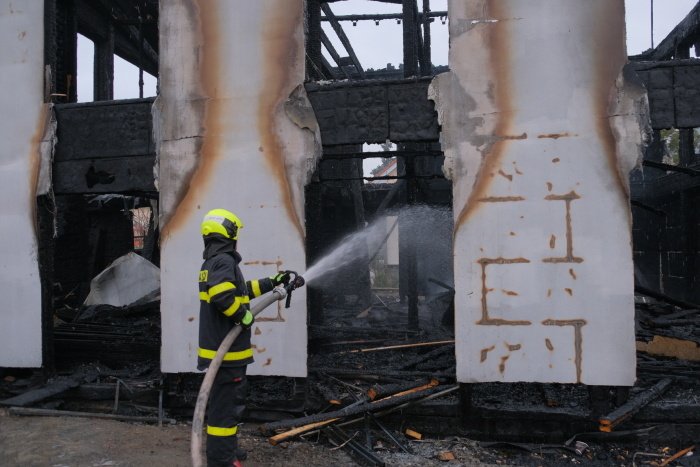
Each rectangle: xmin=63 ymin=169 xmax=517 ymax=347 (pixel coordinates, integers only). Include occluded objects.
xmin=242 ymin=295 xmax=250 ymax=304
xmin=209 ymin=281 xmax=236 ymax=297
xmin=251 ymin=280 xmax=262 ymax=298
xmin=198 ymin=347 xmax=254 ymax=361
xmin=199 ymin=291 xmax=209 ymax=302
xmin=222 ymin=297 xmax=243 ymax=316
xmin=207 ymin=425 xmax=238 ymax=437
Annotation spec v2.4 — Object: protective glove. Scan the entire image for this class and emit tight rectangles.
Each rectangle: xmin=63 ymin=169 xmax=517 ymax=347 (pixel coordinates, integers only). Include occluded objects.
xmin=270 ymin=271 xmax=291 ymax=286
xmin=238 ymin=309 xmax=254 ymax=330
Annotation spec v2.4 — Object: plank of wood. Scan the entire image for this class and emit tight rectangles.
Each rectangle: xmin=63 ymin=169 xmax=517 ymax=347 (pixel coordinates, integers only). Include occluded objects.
xmin=599 ymin=378 xmax=673 ymax=432
xmin=343 ymin=340 xmax=455 ymax=354
xmin=8 ymin=406 xmax=174 ymax=424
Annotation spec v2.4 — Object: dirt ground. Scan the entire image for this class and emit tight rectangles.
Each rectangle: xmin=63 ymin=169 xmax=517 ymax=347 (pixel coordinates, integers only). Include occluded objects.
xmin=2 ymin=408 xmax=696 ymax=466
xmin=0 ymin=409 xmax=503 ymax=466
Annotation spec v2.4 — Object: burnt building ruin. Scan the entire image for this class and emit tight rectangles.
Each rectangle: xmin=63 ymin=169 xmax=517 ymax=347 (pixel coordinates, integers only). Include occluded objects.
xmin=1 ymin=0 xmax=700 ymax=452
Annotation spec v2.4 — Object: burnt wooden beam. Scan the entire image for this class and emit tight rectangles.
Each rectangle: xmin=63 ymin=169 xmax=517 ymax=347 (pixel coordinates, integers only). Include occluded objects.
xmin=403 ymin=151 xmax=419 ymax=330
xmin=421 ymin=0 xmax=432 ymax=76
xmin=402 ymin=0 xmax=419 ymax=77
xmin=649 ymin=2 xmax=700 ymax=60
xmin=307 ymin=0 xmax=324 ymax=80
xmin=0 ymin=377 xmax=80 ymax=407
xmin=93 ymin=23 xmax=114 ymax=100
xmin=321 ymin=30 xmax=351 ymax=79
xmin=599 ymin=379 xmax=673 ymax=432
xmin=48 ymin=0 xmax=79 ymax=102
xmin=86 ymin=0 xmax=159 ymax=76
xmin=320 ymin=11 xmax=447 ymax=22
xmin=319 ymin=55 xmax=337 ymax=80
xmin=321 ymin=3 xmax=365 ymax=79
xmin=642 ymin=160 xmax=700 ymax=176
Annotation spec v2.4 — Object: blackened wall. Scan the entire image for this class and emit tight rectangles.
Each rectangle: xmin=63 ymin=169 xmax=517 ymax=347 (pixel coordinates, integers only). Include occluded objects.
xmin=632 ymin=168 xmax=700 ymax=303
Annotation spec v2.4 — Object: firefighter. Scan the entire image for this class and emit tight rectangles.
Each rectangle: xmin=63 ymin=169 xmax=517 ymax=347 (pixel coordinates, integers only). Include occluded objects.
xmin=198 ymin=208 xmax=290 ymax=467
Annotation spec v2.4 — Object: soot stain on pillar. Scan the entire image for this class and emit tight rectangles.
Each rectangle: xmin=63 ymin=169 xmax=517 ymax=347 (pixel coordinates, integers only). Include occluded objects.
xmin=259 ymin=1 xmax=306 ymax=241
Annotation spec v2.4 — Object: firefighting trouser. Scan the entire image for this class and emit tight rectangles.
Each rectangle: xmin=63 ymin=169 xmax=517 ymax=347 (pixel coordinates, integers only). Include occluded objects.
xmin=206 ymin=365 xmax=248 ymax=467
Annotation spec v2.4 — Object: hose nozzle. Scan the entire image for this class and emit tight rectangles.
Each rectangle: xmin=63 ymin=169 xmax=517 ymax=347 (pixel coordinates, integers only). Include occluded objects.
xmin=282 ymin=271 xmax=305 ymax=308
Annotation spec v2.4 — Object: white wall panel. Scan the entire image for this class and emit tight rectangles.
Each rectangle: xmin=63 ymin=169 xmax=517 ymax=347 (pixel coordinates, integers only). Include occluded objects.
xmin=157 ymin=0 xmax=317 ymax=375
xmin=0 ymin=1 xmax=45 ymax=367
xmin=431 ymin=0 xmax=648 ymax=385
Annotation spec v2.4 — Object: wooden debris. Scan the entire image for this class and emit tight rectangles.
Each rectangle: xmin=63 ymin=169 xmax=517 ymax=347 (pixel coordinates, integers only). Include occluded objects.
xmin=324 ymin=425 xmax=386 ymax=466
xmin=599 ymin=378 xmax=673 ymax=432
xmin=8 ymin=406 xmax=175 ymax=424
xmin=404 ymin=428 xmax=422 ymax=440
xmin=659 ymin=444 xmax=695 ymax=466
xmin=367 ymin=380 xmax=430 ymax=401
xmin=438 ymin=451 xmax=455 ymax=461
xmin=301 ymin=386 xmax=460 ymax=440
xmin=399 ymin=345 xmax=454 ymax=370
xmin=262 ymin=380 xmax=440 ymax=444
xmin=0 ymin=377 xmax=80 ymax=407
xmin=637 ymin=336 xmax=700 ymax=362
xmin=636 ymin=285 xmax=699 ymax=310
xmin=342 ymin=340 xmax=455 ymax=354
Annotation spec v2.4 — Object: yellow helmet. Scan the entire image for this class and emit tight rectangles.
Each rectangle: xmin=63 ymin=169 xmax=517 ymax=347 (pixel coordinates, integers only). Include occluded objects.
xmin=201 ymin=208 xmax=244 ymax=240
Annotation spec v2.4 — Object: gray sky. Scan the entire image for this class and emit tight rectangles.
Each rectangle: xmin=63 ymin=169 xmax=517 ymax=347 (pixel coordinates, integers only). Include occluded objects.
xmin=77 ymin=0 xmax=697 ymax=102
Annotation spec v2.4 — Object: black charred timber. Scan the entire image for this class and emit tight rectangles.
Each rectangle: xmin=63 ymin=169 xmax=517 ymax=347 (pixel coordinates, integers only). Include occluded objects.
xmin=310 ymin=367 xmax=453 ymax=381
xmin=319 ymin=11 xmax=447 ymax=23
xmin=399 ymin=345 xmax=454 ymax=370
xmin=309 ymin=325 xmax=420 ymax=339
xmin=321 ymin=3 xmax=365 ymax=79
xmin=46 ymin=0 xmax=78 ymax=102
xmin=305 ymin=183 xmax=324 ymax=325
xmin=642 ymin=160 xmax=700 ymax=177
xmin=350 ymin=155 xmax=372 ymax=309
xmin=324 ymin=425 xmax=386 ymax=466
xmin=260 ymin=383 xmax=441 ymax=435
xmin=402 ymin=0 xmax=419 ymax=77
xmin=306 ymin=0 xmax=324 ymax=81
xmin=635 ymin=285 xmax=700 ymax=310
xmin=647 ymin=2 xmax=700 ymax=61
xmin=0 ymin=377 xmax=80 ymax=407
xmin=320 ymin=30 xmax=350 ymax=79
xmin=8 ymin=407 xmax=174 ymax=424
xmin=637 ymin=359 xmax=700 ymax=383
xmin=599 ymin=378 xmax=673 ymax=432
xmin=405 ymin=155 xmax=419 ymax=330
xmin=630 ymin=199 xmax=666 ymax=217
xmin=368 ymin=413 xmax=411 ymax=453
xmin=679 ymin=129 xmax=696 ymax=167
xmin=93 ymin=22 xmax=114 ymax=100
xmin=420 ymin=0 xmax=432 ymax=77
xmin=37 ymin=195 xmax=56 ymax=374
xmin=367 ymin=379 xmax=430 ymax=400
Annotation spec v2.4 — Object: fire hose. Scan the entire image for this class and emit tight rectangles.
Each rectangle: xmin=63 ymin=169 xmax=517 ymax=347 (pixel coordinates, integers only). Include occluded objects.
xmin=191 ymin=272 xmax=305 ymax=467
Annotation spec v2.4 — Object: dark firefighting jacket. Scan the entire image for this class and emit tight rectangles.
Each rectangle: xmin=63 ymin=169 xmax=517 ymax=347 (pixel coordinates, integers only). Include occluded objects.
xmin=198 ymin=236 xmax=275 ymax=370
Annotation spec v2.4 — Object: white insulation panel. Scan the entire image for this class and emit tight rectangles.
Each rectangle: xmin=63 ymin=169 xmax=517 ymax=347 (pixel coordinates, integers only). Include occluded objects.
xmin=0 ymin=1 xmax=44 ymax=367
xmin=431 ymin=0 xmax=648 ymax=385
xmin=157 ymin=0 xmax=316 ymax=375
